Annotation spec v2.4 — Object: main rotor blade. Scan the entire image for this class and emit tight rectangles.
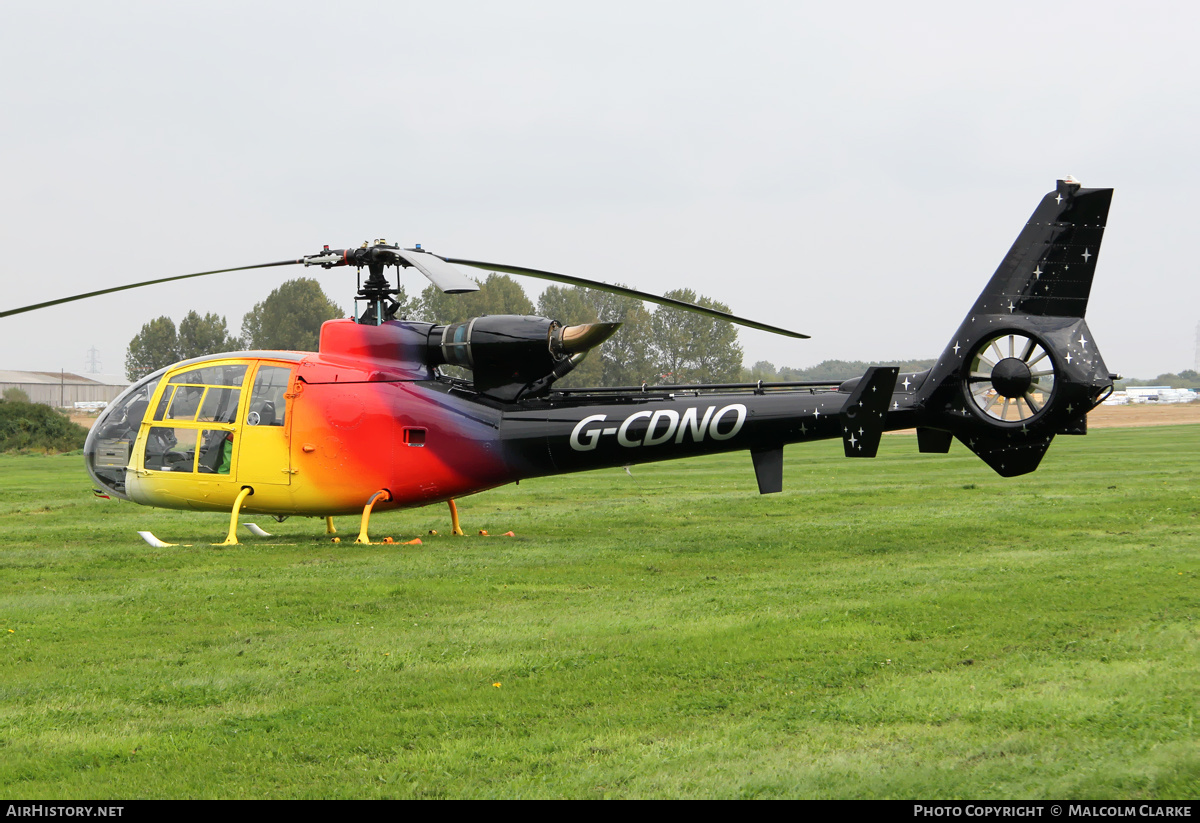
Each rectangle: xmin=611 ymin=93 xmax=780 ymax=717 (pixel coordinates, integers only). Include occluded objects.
xmin=0 ymin=259 xmax=303 ymax=318
xmin=395 ymin=249 xmax=480 ymax=294
xmin=439 ymin=256 xmax=810 ymax=339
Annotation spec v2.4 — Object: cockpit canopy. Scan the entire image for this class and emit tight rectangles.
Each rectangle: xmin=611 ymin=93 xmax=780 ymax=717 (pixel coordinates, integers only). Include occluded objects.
xmin=84 ymin=353 xmax=301 ymax=499
xmin=85 ymin=368 xmax=165 ymax=499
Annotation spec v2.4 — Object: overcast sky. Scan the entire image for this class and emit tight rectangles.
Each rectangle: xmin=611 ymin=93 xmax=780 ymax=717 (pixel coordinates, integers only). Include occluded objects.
xmin=2 ymin=1 xmax=1196 ymax=380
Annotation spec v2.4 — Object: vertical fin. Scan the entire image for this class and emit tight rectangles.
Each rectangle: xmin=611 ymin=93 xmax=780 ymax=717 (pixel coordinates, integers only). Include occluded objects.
xmin=840 ymin=367 xmax=899 ymax=458
xmin=969 ymin=179 xmax=1113 ymax=320
xmin=910 ymin=180 xmax=1116 ymax=479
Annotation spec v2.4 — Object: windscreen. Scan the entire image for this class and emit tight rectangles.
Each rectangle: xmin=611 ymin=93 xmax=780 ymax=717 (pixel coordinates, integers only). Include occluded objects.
xmin=84 ymin=369 xmax=167 ymax=499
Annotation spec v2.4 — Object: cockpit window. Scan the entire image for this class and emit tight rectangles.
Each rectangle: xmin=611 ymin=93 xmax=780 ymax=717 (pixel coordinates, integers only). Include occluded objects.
xmin=198 ymin=386 xmax=241 ymax=423
xmin=246 ymin=365 xmax=292 ymax=427
xmin=169 ymin=364 xmax=247 ymax=387
xmin=84 ymin=370 xmax=165 ymax=498
xmin=166 ymin=385 xmax=204 ymax=420
xmin=142 ymin=427 xmax=197 ymax=472
xmin=141 ymin=363 xmax=248 ymax=473
xmin=86 ymin=360 xmax=260 ymax=499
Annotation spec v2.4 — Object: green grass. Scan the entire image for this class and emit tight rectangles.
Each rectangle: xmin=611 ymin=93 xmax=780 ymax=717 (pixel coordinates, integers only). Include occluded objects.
xmin=0 ymin=427 xmax=1197 ymax=798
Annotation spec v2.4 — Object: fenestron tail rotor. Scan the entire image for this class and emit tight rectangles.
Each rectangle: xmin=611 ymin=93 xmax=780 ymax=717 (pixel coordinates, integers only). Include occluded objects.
xmin=966 ymin=332 xmax=1057 ymax=423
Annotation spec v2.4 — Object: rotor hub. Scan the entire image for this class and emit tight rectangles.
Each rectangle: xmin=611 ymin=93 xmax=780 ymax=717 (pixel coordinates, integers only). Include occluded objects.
xmin=991 ymin=357 xmax=1033 ymax=398
xmin=965 ymin=332 xmax=1057 ymax=424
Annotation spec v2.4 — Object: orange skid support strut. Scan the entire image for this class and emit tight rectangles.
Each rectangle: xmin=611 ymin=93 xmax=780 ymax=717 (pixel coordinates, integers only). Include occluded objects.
xmin=448 ymin=499 xmax=464 ymax=536
xmin=355 ymin=490 xmax=392 ymax=545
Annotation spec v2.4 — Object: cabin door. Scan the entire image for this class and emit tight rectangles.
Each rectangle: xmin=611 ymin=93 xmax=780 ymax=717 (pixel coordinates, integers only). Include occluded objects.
xmin=234 ymin=363 xmax=294 ymax=487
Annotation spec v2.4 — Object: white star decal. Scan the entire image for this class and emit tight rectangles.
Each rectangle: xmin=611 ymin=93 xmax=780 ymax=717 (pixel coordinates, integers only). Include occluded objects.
xmin=902 ymin=377 xmax=912 ymax=390
xmin=953 ymin=341 xmax=961 ymax=354
xmin=1033 ymin=266 xmax=1042 ymax=279
xmin=1007 ymin=300 xmax=1016 ymax=313
xmin=848 ymin=433 xmax=858 ymax=448
xmin=799 ymin=422 xmax=808 ymax=435
xmin=892 ymin=401 xmax=899 ymax=410
xmin=1065 ymin=352 xmax=1073 ymax=364
xmin=813 ymin=409 xmax=820 ymax=420
xmin=1056 ymin=194 xmax=1063 ymax=204
xmin=1081 ymin=248 xmax=1092 ymax=262
xmin=1078 ymin=334 xmax=1088 ymax=348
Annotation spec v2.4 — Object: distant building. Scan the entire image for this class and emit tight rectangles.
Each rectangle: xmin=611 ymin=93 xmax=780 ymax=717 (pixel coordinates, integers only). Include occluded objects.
xmin=0 ymin=370 xmax=129 ymax=408
xmin=1106 ymin=385 xmax=1199 ymax=405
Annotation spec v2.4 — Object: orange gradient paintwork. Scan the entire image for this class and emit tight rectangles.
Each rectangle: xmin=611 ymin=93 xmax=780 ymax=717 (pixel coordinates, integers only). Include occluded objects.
xmin=122 ymin=321 xmax=514 ymax=517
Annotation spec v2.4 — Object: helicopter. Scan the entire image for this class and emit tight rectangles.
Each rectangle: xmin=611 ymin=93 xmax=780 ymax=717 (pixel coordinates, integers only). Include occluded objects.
xmin=3 ymin=178 xmax=1117 ymax=545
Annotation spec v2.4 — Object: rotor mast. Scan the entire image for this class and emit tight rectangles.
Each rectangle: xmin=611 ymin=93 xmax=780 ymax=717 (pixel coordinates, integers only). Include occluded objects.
xmin=303 ymin=240 xmax=480 ymax=325
xmin=356 ymin=241 xmax=404 ymax=326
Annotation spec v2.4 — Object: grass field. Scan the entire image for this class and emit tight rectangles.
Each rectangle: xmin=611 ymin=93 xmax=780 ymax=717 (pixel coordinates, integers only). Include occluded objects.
xmin=1 ymin=427 xmax=1197 ymax=799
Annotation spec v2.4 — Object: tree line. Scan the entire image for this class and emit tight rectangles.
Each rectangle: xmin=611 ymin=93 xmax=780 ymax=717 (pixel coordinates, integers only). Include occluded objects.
xmin=1119 ymin=370 xmax=1200 ymax=390
xmin=417 ymin=274 xmax=744 ymax=387
xmin=124 ymin=275 xmax=745 ymax=385
xmin=125 ymin=274 xmax=941 ymax=386
xmin=124 ymin=279 xmax=344 ymax=380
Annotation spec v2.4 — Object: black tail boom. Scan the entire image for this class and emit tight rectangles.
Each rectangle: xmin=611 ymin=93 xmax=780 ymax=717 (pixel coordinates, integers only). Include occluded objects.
xmin=496 ymin=180 xmax=1116 ymax=489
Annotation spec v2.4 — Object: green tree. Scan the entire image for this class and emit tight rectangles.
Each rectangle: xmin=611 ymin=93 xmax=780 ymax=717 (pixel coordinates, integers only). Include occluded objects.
xmin=241 ymin=278 xmax=344 ymax=352
xmin=417 ymin=273 xmax=534 ymax=325
xmin=125 ymin=316 xmax=179 ymax=380
xmin=2 ymin=387 xmax=31 ymax=404
xmin=537 ymin=285 xmax=606 ymax=387
xmin=178 ymin=311 xmax=240 ymax=360
xmin=594 ymin=292 xmax=654 ymax=387
xmin=386 ymin=284 xmax=420 ymax=322
xmin=742 ymin=360 xmax=779 ymax=383
xmin=537 ymin=285 xmax=656 ymax=387
xmin=649 ymin=289 xmax=743 ymax=384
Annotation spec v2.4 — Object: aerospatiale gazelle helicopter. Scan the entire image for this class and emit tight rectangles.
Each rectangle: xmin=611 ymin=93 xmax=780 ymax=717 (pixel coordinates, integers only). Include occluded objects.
xmin=4 ymin=178 xmax=1117 ymax=545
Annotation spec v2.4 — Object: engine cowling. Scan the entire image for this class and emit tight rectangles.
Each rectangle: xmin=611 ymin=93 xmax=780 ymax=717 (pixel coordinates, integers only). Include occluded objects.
xmin=432 ymin=315 xmax=619 ymax=401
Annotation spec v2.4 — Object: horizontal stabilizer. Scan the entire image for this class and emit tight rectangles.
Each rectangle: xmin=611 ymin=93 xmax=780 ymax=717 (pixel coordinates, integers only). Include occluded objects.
xmin=841 ymin=367 xmax=899 ymax=458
